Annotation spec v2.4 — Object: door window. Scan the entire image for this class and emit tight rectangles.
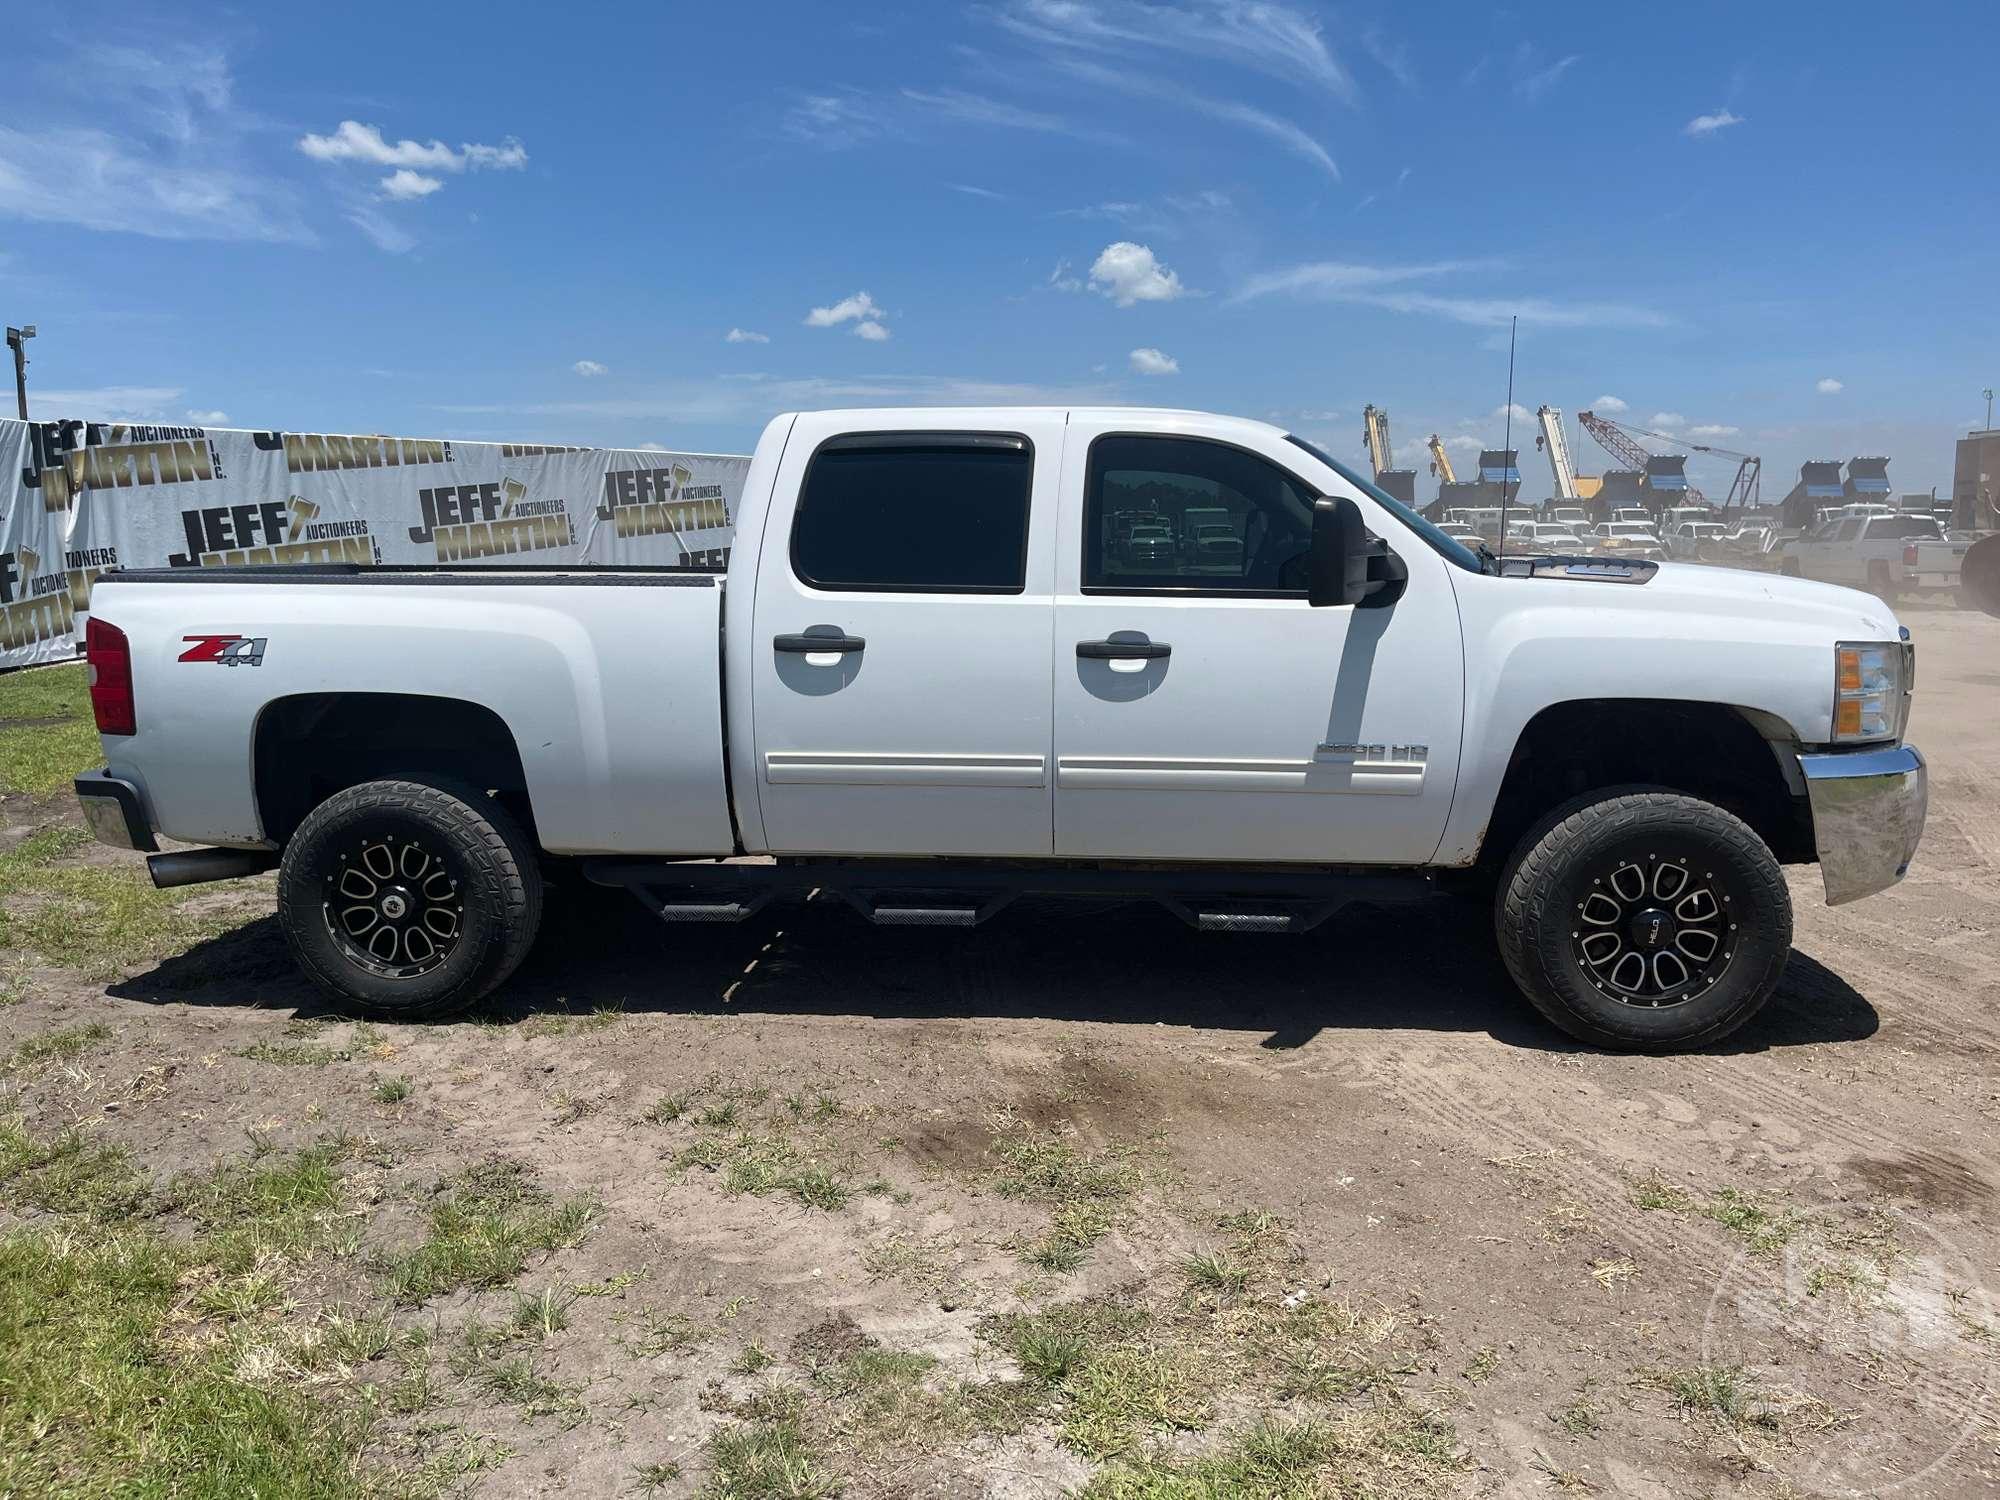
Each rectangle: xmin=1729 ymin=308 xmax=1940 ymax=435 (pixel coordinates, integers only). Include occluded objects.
xmin=1084 ymin=435 xmax=1317 ymax=593
xmin=791 ymin=433 xmax=1032 ymax=593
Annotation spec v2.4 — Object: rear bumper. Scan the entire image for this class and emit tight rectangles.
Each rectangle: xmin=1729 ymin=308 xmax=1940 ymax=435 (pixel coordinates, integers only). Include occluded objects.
xmin=1798 ymin=744 xmax=1926 ymax=905
xmin=75 ymin=770 xmax=158 ymax=853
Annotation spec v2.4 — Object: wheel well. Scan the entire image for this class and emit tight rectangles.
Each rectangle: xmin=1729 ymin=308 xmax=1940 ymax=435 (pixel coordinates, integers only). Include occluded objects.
xmin=1482 ymin=700 xmax=1811 ymax=870
xmin=253 ymin=693 xmax=533 ymax=847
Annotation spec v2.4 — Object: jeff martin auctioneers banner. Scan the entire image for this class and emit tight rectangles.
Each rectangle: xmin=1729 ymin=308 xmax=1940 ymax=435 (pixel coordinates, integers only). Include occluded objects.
xmin=0 ymin=417 xmax=748 ymax=670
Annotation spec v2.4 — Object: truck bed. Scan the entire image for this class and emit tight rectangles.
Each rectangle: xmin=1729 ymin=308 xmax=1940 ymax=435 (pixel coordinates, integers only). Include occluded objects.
xmin=90 ymin=565 xmax=735 ymax=856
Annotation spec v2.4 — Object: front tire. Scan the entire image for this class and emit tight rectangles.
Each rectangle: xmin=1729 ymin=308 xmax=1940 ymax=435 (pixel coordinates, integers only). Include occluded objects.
xmin=277 ymin=778 xmax=543 ymax=1019
xmin=1496 ymin=789 xmax=1791 ymax=1051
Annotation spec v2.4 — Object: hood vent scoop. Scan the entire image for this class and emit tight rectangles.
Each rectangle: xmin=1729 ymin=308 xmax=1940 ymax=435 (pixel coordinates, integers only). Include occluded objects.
xmin=1497 ymin=554 xmax=1659 ymax=585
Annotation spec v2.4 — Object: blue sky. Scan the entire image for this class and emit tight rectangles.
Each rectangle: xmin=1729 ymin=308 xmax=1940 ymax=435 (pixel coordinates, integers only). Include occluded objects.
xmin=2 ymin=0 xmax=1994 ymax=498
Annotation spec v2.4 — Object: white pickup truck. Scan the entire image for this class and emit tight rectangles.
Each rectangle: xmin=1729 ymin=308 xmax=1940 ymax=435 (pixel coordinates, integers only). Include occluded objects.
xmin=1779 ymin=511 xmax=1970 ymax=605
xmin=74 ymin=407 xmax=1928 ymax=1051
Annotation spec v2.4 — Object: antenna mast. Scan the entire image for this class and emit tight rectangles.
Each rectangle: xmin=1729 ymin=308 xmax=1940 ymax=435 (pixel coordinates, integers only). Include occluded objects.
xmin=1495 ymin=316 xmax=1518 ymax=560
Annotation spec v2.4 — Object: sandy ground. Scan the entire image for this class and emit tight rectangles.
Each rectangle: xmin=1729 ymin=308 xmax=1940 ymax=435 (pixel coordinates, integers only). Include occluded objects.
xmin=4 ymin=604 xmax=1996 ymax=1498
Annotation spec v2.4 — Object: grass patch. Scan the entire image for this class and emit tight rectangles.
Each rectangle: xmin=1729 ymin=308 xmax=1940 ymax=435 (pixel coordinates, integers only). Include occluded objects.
xmin=0 ymin=663 xmax=100 ymax=795
xmin=373 ymin=1075 xmax=413 ymax=1104
xmin=701 ymin=1416 xmax=837 ymax=1499
xmin=991 ymin=1127 xmax=1136 ymax=1273
xmin=1631 ymin=1175 xmax=1807 ymax=1257
xmin=383 ymin=1159 xmax=599 ymax=1304
xmin=0 ymin=1227 xmax=376 ymax=1498
xmin=0 ymin=825 xmax=255 ymax=978
xmin=1078 ymin=1400 xmax=1465 ymax=1498
xmin=1181 ymin=1250 xmax=1250 ymax=1300
xmin=1657 ymin=1364 xmax=1767 ymax=1425
xmin=237 ymin=1040 xmax=345 ymax=1068
xmin=0 ymin=1118 xmax=386 ymax=1496
xmin=0 ymin=1114 xmax=148 ymax=1220
xmin=1550 ymin=1382 xmax=1603 ymax=1437
xmin=7 ymin=1019 xmax=112 ymax=1066
xmin=675 ymin=1128 xmax=855 ymax=1212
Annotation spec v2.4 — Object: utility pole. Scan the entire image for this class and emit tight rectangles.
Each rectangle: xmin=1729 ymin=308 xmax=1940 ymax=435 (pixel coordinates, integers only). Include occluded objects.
xmin=4 ymin=325 xmax=33 ymax=420
xmin=1984 ymin=386 xmax=1994 ymax=433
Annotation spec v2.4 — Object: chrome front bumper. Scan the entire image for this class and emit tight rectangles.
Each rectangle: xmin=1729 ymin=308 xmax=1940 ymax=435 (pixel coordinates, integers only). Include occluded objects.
xmin=1798 ymin=744 xmax=1927 ymax=905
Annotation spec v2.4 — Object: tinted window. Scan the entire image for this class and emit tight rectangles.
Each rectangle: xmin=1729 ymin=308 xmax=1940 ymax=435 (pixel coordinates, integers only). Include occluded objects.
xmin=792 ymin=435 xmax=1031 ymax=592
xmin=1085 ymin=436 xmax=1317 ymax=592
xmin=1864 ymin=515 xmax=1944 ymax=540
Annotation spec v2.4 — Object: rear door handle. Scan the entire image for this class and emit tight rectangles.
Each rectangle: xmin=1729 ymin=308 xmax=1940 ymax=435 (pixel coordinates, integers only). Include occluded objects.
xmin=775 ymin=633 xmax=866 ymax=653
xmin=1077 ymin=639 xmax=1170 ymax=659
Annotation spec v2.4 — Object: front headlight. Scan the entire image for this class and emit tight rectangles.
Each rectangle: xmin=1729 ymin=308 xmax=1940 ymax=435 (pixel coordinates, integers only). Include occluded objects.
xmin=1833 ymin=641 xmax=1910 ymax=743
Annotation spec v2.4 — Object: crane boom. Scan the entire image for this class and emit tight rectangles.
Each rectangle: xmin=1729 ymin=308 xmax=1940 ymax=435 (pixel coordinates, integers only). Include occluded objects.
xmin=1426 ymin=434 xmax=1456 ymax=485
xmin=1361 ymin=405 xmax=1392 ymax=478
xmin=1534 ymin=405 xmax=1577 ymax=502
xmin=1578 ymin=409 xmax=1761 ymax=513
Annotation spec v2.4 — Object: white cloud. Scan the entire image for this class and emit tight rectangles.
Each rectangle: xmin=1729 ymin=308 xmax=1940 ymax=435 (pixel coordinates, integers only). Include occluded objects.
xmin=1514 ymin=46 xmax=1580 ymax=102
xmin=725 ymin=328 xmax=770 ymax=344
xmin=379 ymin=169 xmax=443 ymax=200
xmin=806 ymin=291 xmax=893 ymax=339
xmin=298 ymin=120 xmax=528 ymax=175
xmin=1493 ymin=403 xmax=1532 ymax=423
xmin=1687 ymin=423 xmax=1740 ymax=438
xmin=1649 ymin=411 xmax=1685 ymax=428
xmin=185 ymin=408 xmax=228 ymax=424
xmin=782 ymin=93 xmax=883 ymax=149
xmin=1816 ymin=377 xmax=1844 ymax=394
xmin=1444 ymin=434 xmax=1483 ymax=453
xmin=636 ymin=442 xmax=669 ymax=451
xmin=344 ymin=205 xmax=415 ymax=254
xmin=0 ymin=45 xmax=309 ymax=244
xmin=1234 ymin=264 xmax=1668 ymax=329
xmin=1129 ymin=347 xmax=1179 ymax=375
xmin=900 ymin=88 xmax=1073 ymax=134
xmin=1590 ymin=394 xmax=1628 ymax=413
xmin=573 ymin=360 xmax=608 ymax=377
xmin=1684 ymin=109 xmax=1744 ymax=137
xmin=1233 ymin=259 xmax=1488 ymax=301
xmin=34 ymin=386 xmax=184 ymax=420
xmin=948 ymin=182 xmax=1005 ymax=199
xmin=1049 ymin=258 xmax=1083 ymax=293
xmin=1089 ymin=242 xmax=1187 ymax=306
xmin=991 ymin=0 xmax=1359 ymax=102
xmin=1052 ymin=57 xmax=1337 ymax=178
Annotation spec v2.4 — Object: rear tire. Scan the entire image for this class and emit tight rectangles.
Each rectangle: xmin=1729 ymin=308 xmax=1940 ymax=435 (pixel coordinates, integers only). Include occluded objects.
xmin=1496 ymin=788 xmax=1791 ymax=1051
xmin=1866 ymin=560 xmax=1899 ymax=606
xmin=277 ymin=777 xmax=542 ymax=1019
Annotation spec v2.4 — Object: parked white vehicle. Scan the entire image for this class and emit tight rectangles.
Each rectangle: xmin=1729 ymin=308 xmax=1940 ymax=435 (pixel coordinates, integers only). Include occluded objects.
xmin=1502 ymin=521 xmax=1587 ymax=554
xmin=1668 ymin=521 xmax=1729 ymax=558
xmin=76 ymin=406 xmax=1927 ymax=1051
xmin=1781 ymin=511 xmax=1970 ymax=604
xmin=1591 ymin=522 xmax=1668 ymax=561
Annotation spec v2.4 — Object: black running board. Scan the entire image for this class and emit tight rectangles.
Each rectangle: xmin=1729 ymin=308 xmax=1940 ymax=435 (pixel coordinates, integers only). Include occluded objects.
xmin=582 ymin=858 xmax=1433 ymax=931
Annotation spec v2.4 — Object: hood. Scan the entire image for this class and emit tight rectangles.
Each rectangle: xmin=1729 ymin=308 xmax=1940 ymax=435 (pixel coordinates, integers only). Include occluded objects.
xmin=1645 ymin=561 xmax=1900 ymax=637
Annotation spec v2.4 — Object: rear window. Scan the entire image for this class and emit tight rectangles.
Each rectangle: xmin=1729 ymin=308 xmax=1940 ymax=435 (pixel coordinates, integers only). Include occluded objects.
xmin=1864 ymin=515 xmax=1945 ymax=540
xmin=791 ymin=434 xmax=1032 ymax=593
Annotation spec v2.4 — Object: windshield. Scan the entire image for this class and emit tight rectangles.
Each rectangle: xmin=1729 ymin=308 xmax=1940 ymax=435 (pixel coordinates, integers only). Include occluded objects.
xmin=1284 ymin=435 xmax=1483 ymax=573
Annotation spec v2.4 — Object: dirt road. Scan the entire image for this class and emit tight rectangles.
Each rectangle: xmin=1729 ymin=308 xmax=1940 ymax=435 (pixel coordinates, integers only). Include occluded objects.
xmin=2 ymin=608 xmax=1995 ymax=1498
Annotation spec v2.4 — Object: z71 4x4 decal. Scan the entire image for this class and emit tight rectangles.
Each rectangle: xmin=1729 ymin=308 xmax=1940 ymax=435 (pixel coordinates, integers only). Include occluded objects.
xmin=179 ymin=633 xmax=267 ymax=666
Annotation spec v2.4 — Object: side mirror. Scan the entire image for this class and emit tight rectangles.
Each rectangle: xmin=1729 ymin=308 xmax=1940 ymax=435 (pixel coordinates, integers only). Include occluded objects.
xmin=1309 ymin=496 xmax=1408 ymax=609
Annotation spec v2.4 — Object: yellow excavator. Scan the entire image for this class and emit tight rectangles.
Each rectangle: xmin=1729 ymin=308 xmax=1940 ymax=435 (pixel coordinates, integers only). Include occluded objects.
xmin=1426 ymin=434 xmax=1457 ymax=484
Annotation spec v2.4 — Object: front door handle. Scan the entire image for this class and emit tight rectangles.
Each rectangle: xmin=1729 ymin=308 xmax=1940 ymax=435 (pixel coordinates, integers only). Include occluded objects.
xmin=775 ymin=633 xmax=866 ymax=654
xmin=1077 ymin=639 xmax=1170 ymax=660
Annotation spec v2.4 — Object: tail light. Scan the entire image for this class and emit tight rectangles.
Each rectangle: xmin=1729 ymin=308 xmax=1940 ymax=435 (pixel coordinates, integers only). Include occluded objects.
xmin=85 ymin=617 xmax=136 ymax=736
xmin=1902 ymin=544 xmax=1919 ymax=568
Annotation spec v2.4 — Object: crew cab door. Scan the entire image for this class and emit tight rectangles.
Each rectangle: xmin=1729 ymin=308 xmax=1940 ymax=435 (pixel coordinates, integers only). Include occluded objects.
xmin=1050 ymin=421 xmax=1463 ymax=865
xmin=748 ymin=414 xmax=1061 ymax=856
